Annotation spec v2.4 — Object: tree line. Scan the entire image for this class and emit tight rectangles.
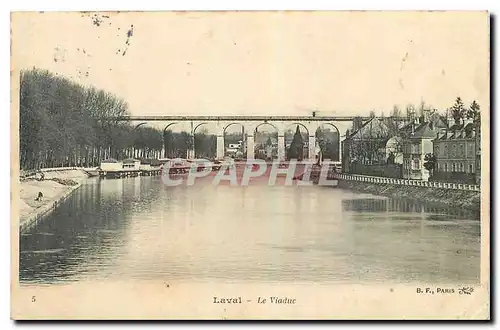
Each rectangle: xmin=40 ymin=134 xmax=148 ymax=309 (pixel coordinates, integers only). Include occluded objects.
xmin=20 ymin=69 xmax=274 ymax=168
xmin=19 ymin=68 xmax=214 ymax=170
xmin=20 ymin=68 xmax=129 ymax=170
xmin=20 ymin=69 xmax=344 ymax=170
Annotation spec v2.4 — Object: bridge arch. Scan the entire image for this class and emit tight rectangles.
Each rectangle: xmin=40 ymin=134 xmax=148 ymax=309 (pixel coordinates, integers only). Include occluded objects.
xmin=222 ymin=123 xmax=246 ymax=159
xmin=129 ymin=122 xmax=164 ymax=159
xmin=284 ymin=122 xmax=310 ymax=135
xmin=320 ymin=123 xmax=340 ymax=134
xmin=193 ymin=122 xmax=209 ymax=133
xmin=193 ymin=123 xmax=217 ymax=159
xmin=283 ymin=123 xmax=310 ymax=161
xmin=134 ymin=122 xmax=148 ymax=130
xmin=163 ymin=122 xmax=179 ymax=132
xmin=254 ymin=123 xmax=279 ymax=160
xmin=254 ymin=122 xmax=279 ymax=134
xmin=222 ymin=122 xmax=245 ymax=135
xmin=315 ymin=123 xmax=341 ymax=162
xmin=162 ymin=122 xmax=194 ymax=159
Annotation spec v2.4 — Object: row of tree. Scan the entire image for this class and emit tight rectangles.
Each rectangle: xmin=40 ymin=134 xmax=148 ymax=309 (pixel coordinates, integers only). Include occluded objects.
xmin=20 ymin=68 xmax=202 ymax=169
xmin=20 ymin=69 xmax=252 ymax=169
xmin=366 ymin=97 xmax=481 ymax=129
xmin=20 ymin=68 xmax=130 ymax=170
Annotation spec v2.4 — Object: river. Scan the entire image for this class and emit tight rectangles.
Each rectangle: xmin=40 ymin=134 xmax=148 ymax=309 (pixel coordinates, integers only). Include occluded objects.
xmin=19 ymin=174 xmax=481 ymax=285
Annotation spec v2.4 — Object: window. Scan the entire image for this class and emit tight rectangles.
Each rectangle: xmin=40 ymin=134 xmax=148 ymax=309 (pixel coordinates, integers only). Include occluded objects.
xmin=444 ymin=145 xmax=449 ymax=157
xmin=452 ymin=163 xmax=456 ymax=172
xmin=460 ymin=163 xmax=464 ymax=172
xmin=444 ymin=163 xmax=448 ymax=172
xmin=469 ymin=164 xmax=474 ymax=173
xmin=413 ymin=159 xmax=420 ymax=170
xmin=468 ymin=143 xmax=474 ymax=157
xmin=411 ymin=143 xmax=420 ymax=154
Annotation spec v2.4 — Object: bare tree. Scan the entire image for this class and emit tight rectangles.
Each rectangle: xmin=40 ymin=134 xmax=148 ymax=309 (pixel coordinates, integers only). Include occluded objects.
xmin=20 ymin=68 xmax=137 ymax=169
xmin=391 ymin=105 xmax=402 ymax=118
xmin=405 ymin=103 xmax=416 ymax=121
xmin=348 ymin=122 xmax=387 ymax=166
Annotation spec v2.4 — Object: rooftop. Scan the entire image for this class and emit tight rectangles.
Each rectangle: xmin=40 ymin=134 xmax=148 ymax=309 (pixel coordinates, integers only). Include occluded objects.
xmin=435 ymin=123 xmax=476 ymax=141
xmin=346 ymin=117 xmax=391 ymax=140
xmin=408 ymin=122 xmax=439 ymax=139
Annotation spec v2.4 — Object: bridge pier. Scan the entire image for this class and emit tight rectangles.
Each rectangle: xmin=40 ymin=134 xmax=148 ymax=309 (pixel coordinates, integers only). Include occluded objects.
xmin=278 ymin=135 xmax=285 ymax=161
xmin=246 ymin=135 xmax=255 ymax=160
xmin=216 ymin=135 xmax=224 ymax=160
xmin=308 ymin=135 xmax=316 ymax=162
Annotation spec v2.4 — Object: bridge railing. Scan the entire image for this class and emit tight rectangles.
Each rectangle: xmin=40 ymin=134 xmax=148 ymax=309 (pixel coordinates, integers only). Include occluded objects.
xmin=334 ymin=173 xmax=480 ymax=192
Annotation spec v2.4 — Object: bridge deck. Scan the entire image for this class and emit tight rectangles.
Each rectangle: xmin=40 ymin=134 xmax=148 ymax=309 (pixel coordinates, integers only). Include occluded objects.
xmin=116 ymin=115 xmax=371 ymax=122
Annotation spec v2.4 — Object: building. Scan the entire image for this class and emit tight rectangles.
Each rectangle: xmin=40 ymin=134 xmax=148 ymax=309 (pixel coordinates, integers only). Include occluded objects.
xmin=400 ymin=111 xmax=449 ymax=181
xmin=122 ymin=158 xmax=141 ymax=170
xmin=138 ymin=158 xmax=161 ymax=171
xmin=226 ymin=141 xmax=243 ymax=157
xmin=432 ymin=123 xmax=477 ymax=184
xmin=256 ymin=146 xmax=274 ymax=159
xmin=100 ymin=158 xmax=123 ymax=172
xmin=255 ymin=138 xmax=278 ymax=160
xmin=402 ymin=121 xmax=446 ymax=181
xmin=342 ymin=117 xmax=391 ymax=173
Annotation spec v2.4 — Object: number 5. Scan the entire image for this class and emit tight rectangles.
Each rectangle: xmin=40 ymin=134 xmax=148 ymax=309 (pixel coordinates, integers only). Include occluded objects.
xmin=31 ymin=296 xmax=36 ymax=302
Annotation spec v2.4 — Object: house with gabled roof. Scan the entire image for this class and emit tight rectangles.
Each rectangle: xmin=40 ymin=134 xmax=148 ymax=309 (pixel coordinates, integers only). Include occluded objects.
xmin=342 ymin=117 xmax=392 ymax=173
xmin=402 ymin=118 xmax=447 ymax=181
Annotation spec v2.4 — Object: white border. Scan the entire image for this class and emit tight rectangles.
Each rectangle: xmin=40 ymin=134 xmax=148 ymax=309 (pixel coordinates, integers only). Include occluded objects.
xmin=4 ymin=1 xmax=499 ymax=11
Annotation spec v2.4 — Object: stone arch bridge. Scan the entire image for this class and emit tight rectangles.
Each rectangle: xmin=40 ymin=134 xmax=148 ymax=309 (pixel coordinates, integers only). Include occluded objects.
xmin=117 ymin=115 xmax=368 ymax=161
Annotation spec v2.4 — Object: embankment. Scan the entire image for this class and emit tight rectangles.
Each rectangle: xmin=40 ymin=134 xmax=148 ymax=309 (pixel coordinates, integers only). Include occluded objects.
xmin=337 ymin=180 xmax=481 ymax=211
xmin=19 ymin=169 xmax=90 ymax=233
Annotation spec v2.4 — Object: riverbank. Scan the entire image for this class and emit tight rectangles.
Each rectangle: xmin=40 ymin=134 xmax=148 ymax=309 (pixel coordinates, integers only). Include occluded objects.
xmin=337 ymin=180 xmax=481 ymax=211
xmin=19 ymin=169 xmax=90 ymax=233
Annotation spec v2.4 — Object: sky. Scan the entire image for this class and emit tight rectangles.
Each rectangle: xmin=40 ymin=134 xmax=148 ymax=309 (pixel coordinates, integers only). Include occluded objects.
xmin=12 ymin=11 xmax=489 ymax=117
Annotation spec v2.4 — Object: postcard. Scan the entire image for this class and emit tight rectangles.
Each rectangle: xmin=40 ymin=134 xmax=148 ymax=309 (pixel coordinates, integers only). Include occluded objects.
xmin=11 ymin=11 xmax=490 ymax=320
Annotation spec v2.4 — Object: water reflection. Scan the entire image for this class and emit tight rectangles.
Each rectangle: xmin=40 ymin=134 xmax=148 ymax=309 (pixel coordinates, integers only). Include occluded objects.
xmin=19 ymin=177 xmax=480 ymax=285
xmin=342 ymin=198 xmax=480 ymax=219
xmin=19 ymin=177 xmax=162 ymax=284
